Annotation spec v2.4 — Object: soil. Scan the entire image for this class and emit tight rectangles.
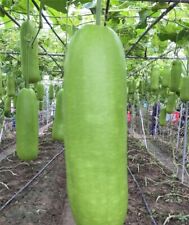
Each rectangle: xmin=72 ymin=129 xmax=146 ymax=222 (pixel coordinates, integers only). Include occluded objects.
xmin=0 ymin=131 xmax=189 ymax=225
xmin=0 ymin=138 xmax=15 ymax=154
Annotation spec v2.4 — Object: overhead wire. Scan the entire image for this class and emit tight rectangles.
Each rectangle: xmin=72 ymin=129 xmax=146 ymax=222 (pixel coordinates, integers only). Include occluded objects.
xmin=125 ymin=2 xmax=179 ymax=56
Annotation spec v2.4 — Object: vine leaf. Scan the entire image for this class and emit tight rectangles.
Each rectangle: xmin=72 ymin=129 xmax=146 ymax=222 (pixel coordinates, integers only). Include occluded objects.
xmin=136 ymin=8 xmax=151 ymax=30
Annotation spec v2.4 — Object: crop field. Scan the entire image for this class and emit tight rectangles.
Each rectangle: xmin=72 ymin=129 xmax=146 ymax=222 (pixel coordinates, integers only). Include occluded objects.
xmin=0 ymin=0 xmax=189 ymax=225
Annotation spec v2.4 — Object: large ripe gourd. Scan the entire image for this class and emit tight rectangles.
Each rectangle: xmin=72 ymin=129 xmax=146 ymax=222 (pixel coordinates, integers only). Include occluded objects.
xmin=36 ymin=82 xmax=45 ymax=101
xmin=159 ymin=107 xmax=166 ymax=126
xmin=180 ymin=76 xmax=189 ymax=102
xmin=52 ymin=89 xmax=64 ymax=142
xmin=63 ymin=25 xmax=128 ymax=225
xmin=16 ymin=88 xmax=38 ymax=161
xmin=161 ymin=66 xmax=171 ymax=88
xmin=170 ymin=60 xmax=182 ymax=93
xmin=48 ymin=84 xmax=54 ymax=100
xmin=166 ymin=92 xmax=177 ymax=114
xmin=150 ymin=67 xmax=159 ymax=91
xmin=4 ymin=96 xmax=11 ymax=117
xmin=20 ymin=20 xmax=40 ymax=84
xmin=7 ymin=75 xmax=15 ymax=97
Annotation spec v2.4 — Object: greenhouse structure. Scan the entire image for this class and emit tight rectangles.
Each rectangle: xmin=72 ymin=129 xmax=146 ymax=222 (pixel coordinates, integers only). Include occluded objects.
xmin=0 ymin=0 xmax=189 ymax=224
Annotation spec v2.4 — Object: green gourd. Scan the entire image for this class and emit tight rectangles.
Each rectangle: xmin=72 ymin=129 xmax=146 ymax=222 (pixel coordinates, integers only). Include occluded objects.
xmin=159 ymin=107 xmax=166 ymax=126
xmin=48 ymin=84 xmax=54 ymax=100
xmin=13 ymin=95 xmax=17 ymax=109
xmin=52 ymin=89 xmax=64 ymax=142
xmin=4 ymin=96 xmax=11 ymax=117
xmin=63 ymin=25 xmax=128 ymax=225
xmin=39 ymin=101 xmax=43 ymax=111
xmin=180 ymin=76 xmax=189 ymax=102
xmin=20 ymin=20 xmax=41 ymax=84
xmin=166 ymin=92 xmax=177 ymax=114
xmin=159 ymin=88 xmax=168 ymax=102
xmin=36 ymin=82 xmax=45 ymax=101
xmin=170 ymin=60 xmax=182 ymax=93
xmin=16 ymin=88 xmax=38 ymax=161
xmin=139 ymin=79 xmax=145 ymax=96
xmin=150 ymin=67 xmax=159 ymax=91
xmin=161 ymin=66 xmax=171 ymax=88
xmin=128 ymin=77 xmax=135 ymax=94
xmin=0 ymin=71 xmax=2 ymax=97
xmin=7 ymin=75 xmax=15 ymax=97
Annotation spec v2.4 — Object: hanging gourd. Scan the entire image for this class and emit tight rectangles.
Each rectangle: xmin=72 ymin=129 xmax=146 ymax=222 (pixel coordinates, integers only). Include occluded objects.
xmin=161 ymin=66 xmax=171 ymax=88
xmin=0 ymin=71 xmax=3 ymax=97
xmin=159 ymin=107 xmax=166 ymax=126
xmin=13 ymin=95 xmax=17 ymax=109
xmin=36 ymin=82 xmax=45 ymax=101
xmin=159 ymin=88 xmax=169 ymax=103
xmin=20 ymin=20 xmax=41 ymax=84
xmin=128 ymin=77 xmax=135 ymax=94
xmin=16 ymin=88 xmax=38 ymax=161
xmin=170 ymin=60 xmax=182 ymax=94
xmin=180 ymin=76 xmax=189 ymax=102
xmin=166 ymin=92 xmax=177 ymax=114
xmin=39 ymin=101 xmax=43 ymax=111
xmin=139 ymin=79 xmax=145 ymax=96
xmin=52 ymin=89 xmax=64 ymax=142
xmin=150 ymin=66 xmax=159 ymax=91
xmin=48 ymin=84 xmax=54 ymax=101
xmin=7 ymin=75 xmax=15 ymax=97
xmin=63 ymin=25 xmax=128 ymax=225
xmin=4 ymin=96 xmax=11 ymax=117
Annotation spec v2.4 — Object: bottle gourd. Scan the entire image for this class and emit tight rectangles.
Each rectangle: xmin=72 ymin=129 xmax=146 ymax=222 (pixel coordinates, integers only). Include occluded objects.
xmin=52 ymin=89 xmax=64 ymax=142
xmin=20 ymin=20 xmax=40 ymax=84
xmin=16 ymin=88 xmax=38 ymax=160
xmin=63 ymin=25 xmax=128 ymax=225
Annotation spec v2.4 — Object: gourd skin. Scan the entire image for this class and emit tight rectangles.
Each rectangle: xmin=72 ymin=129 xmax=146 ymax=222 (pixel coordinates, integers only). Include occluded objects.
xmin=36 ymin=82 xmax=45 ymax=101
xmin=170 ymin=60 xmax=182 ymax=93
xmin=159 ymin=107 xmax=166 ymax=126
xmin=150 ymin=67 xmax=159 ymax=91
xmin=166 ymin=92 xmax=177 ymax=114
xmin=4 ymin=96 xmax=11 ymax=117
xmin=52 ymin=89 xmax=64 ymax=142
xmin=161 ymin=67 xmax=171 ymax=88
xmin=39 ymin=101 xmax=43 ymax=111
xmin=20 ymin=21 xmax=40 ymax=83
xmin=180 ymin=76 xmax=189 ymax=102
xmin=63 ymin=25 xmax=128 ymax=225
xmin=49 ymin=84 xmax=54 ymax=100
xmin=7 ymin=75 xmax=15 ymax=97
xmin=128 ymin=78 xmax=135 ymax=94
xmin=16 ymin=88 xmax=38 ymax=161
xmin=0 ymin=72 xmax=3 ymax=97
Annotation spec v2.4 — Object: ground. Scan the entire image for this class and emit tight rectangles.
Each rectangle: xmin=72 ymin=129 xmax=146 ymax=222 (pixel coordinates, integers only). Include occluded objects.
xmin=0 ymin=130 xmax=189 ymax=225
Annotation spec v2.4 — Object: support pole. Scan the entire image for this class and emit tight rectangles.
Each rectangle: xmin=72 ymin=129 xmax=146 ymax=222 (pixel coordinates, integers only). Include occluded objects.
xmin=181 ymin=102 xmax=188 ymax=183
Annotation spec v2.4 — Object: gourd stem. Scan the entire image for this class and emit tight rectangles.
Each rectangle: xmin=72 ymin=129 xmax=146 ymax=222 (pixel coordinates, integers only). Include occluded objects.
xmin=96 ymin=0 xmax=102 ymax=25
xmin=27 ymin=0 xmax=30 ymax=21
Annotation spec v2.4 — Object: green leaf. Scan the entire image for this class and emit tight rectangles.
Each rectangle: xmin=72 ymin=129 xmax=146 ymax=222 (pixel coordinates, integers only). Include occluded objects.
xmin=136 ymin=8 xmax=151 ymax=29
xmin=39 ymin=0 xmax=67 ymax=13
